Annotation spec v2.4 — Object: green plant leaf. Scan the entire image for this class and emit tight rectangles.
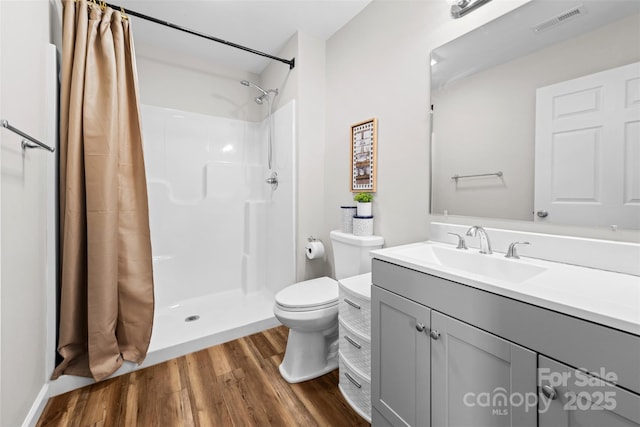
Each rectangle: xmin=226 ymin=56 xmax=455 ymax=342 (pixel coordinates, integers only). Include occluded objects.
xmin=353 ymin=192 xmax=373 ymax=202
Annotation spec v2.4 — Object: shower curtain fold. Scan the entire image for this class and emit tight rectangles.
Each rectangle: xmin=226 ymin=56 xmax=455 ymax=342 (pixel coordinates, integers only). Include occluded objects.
xmin=53 ymin=0 xmax=154 ymax=381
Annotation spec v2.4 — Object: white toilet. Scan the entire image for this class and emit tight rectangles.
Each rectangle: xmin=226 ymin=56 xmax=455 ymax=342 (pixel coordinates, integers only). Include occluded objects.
xmin=273 ymin=230 xmax=384 ymax=383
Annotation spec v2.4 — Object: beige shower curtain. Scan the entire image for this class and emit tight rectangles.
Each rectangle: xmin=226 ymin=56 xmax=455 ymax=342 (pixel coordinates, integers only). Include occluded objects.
xmin=53 ymin=0 xmax=154 ymax=381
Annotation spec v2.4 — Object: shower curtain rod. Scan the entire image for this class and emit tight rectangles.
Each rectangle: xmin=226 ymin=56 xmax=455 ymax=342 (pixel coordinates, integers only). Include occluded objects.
xmin=100 ymin=1 xmax=296 ymax=70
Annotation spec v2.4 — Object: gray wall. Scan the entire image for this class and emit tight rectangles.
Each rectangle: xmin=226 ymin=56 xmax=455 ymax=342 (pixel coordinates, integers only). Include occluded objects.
xmin=324 ymin=0 xmax=530 ymax=255
xmin=324 ymin=0 xmax=639 ymax=251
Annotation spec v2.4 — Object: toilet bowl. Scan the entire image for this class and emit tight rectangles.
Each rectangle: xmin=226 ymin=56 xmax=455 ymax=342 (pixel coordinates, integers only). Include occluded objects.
xmin=274 ymin=277 xmax=339 ymax=383
xmin=274 ymin=231 xmax=384 ymax=383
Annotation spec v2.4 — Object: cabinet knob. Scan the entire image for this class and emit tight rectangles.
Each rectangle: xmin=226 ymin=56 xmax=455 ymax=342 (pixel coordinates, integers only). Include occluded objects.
xmin=416 ymin=323 xmax=426 ymax=332
xmin=541 ymin=384 xmax=557 ymax=400
xmin=429 ymin=330 xmax=440 ymax=340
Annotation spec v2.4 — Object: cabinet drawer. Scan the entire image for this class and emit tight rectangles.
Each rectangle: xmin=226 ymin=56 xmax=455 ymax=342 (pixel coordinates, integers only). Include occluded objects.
xmin=339 ymin=317 xmax=371 ymax=378
xmin=538 ymin=355 xmax=640 ymax=426
xmin=339 ymin=352 xmax=372 ymax=423
xmin=339 ymin=288 xmax=371 ymax=336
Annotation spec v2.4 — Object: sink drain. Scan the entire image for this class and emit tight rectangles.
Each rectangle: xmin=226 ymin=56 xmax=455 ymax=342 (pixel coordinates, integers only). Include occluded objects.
xmin=185 ymin=315 xmax=200 ymax=322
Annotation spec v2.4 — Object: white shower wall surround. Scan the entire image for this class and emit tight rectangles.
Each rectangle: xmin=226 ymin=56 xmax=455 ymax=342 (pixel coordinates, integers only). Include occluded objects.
xmin=47 ymin=101 xmax=296 ymax=397
xmin=142 ymin=101 xmax=296 ymax=345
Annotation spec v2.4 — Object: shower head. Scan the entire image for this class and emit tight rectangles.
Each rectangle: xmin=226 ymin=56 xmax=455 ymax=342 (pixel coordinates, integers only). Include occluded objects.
xmin=240 ymin=79 xmax=268 ymax=96
xmin=240 ymin=79 xmax=278 ymax=104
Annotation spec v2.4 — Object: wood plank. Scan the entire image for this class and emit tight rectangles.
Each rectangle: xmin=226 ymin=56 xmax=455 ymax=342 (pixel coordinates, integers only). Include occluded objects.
xmin=182 ymin=349 xmax=233 ymax=427
xmin=248 ymin=330 xmax=278 ymax=359
xmin=97 ymin=376 xmax=126 ymax=427
xmin=36 ymin=387 xmax=81 ymax=427
xmin=37 ymin=327 xmax=371 ymax=427
xmin=264 ymin=325 xmax=288 ymax=354
xmin=206 ymin=336 xmax=233 ymax=377
xmin=218 ymin=369 xmax=259 ymax=426
xmin=119 ymin=370 xmax=139 ymax=427
xmin=235 ymin=337 xmax=298 ymax=426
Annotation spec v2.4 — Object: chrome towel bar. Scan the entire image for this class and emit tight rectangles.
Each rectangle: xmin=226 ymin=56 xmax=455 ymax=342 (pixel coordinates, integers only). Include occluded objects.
xmin=452 ymin=171 xmax=502 ymax=181
xmin=1 ymin=119 xmax=55 ymax=152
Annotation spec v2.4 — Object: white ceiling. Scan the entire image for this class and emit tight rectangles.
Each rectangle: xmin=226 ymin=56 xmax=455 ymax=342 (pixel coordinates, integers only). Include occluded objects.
xmin=432 ymin=0 xmax=640 ymax=89
xmin=118 ymin=0 xmax=371 ymax=74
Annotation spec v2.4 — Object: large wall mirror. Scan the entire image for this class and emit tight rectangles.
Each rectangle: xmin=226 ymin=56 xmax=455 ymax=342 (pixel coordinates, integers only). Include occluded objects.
xmin=430 ymin=0 xmax=640 ymax=230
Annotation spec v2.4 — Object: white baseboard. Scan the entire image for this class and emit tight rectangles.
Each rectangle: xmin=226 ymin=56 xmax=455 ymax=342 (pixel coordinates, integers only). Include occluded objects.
xmin=21 ymin=384 xmax=49 ymax=427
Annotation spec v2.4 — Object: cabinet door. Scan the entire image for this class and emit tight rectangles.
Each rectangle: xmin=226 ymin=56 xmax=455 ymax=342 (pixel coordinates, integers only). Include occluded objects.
xmin=372 ymin=286 xmax=430 ymax=427
xmin=539 ymin=355 xmax=640 ymax=427
xmin=431 ymin=311 xmax=537 ymax=427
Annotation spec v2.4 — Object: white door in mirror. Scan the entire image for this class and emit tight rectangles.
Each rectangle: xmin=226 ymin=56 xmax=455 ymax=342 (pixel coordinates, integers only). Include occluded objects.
xmin=534 ymin=61 xmax=640 ymax=229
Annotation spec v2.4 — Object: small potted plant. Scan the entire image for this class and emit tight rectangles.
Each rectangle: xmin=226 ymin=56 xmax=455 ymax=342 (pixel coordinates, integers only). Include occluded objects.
xmin=353 ymin=192 xmax=373 ymax=217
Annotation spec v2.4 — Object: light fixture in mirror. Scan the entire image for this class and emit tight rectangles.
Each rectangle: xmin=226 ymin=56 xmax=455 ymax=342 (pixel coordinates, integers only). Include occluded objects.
xmin=450 ymin=0 xmax=493 ymax=19
xmin=430 ymin=0 xmax=640 ymax=230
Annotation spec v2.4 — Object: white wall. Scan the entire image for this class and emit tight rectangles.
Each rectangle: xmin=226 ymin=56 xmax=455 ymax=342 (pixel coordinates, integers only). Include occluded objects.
xmin=135 ymin=43 xmax=263 ymax=122
xmin=0 ymin=1 xmax=4 ymax=420
xmin=325 ymin=0 xmax=639 ymax=253
xmin=0 ymin=1 xmax=55 ymax=426
xmin=261 ymin=32 xmax=331 ymax=281
xmin=136 ymin=37 xmax=303 ymax=287
xmin=141 ymin=105 xmax=265 ymax=305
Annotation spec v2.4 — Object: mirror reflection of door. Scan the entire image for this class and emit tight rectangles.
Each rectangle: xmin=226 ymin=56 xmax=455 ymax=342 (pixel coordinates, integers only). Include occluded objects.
xmin=534 ymin=62 xmax=640 ymax=229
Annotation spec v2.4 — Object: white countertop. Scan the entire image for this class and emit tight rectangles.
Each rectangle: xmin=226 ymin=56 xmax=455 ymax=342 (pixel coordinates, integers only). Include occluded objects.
xmin=371 ymin=241 xmax=640 ymax=336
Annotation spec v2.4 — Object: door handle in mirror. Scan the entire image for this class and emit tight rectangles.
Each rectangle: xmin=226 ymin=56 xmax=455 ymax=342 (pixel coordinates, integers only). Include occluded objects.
xmin=541 ymin=384 xmax=557 ymax=400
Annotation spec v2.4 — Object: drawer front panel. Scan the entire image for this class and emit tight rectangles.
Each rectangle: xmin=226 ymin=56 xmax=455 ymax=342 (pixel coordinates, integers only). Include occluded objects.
xmin=339 ymin=352 xmax=372 ymax=423
xmin=339 ymin=288 xmax=371 ymax=336
xmin=339 ymin=318 xmax=371 ymax=378
xmin=539 ymin=355 xmax=640 ymax=426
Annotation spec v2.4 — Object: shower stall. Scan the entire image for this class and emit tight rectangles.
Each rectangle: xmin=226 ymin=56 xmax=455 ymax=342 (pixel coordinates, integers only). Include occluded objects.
xmin=139 ymin=98 xmax=296 ymax=363
xmin=48 ymin=96 xmax=296 ymax=397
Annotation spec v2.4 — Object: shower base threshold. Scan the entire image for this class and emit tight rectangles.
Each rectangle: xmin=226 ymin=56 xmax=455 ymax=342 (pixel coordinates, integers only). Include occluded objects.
xmin=48 ymin=289 xmax=279 ymax=397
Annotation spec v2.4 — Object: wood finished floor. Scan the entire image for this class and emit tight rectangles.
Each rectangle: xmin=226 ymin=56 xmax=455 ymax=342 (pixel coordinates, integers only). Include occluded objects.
xmin=37 ymin=326 xmax=369 ymax=427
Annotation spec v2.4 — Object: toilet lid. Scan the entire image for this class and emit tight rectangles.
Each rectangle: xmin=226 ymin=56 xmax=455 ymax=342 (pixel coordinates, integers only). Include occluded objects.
xmin=275 ymin=276 xmax=338 ymax=310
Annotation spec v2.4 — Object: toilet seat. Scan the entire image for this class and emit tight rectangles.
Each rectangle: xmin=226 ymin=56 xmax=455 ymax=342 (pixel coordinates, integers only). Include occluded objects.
xmin=275 ymin=277 xmax=338 ymax=312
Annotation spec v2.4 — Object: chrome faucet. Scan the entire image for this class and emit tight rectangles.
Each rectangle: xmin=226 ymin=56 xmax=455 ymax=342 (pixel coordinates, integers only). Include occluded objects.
xmin=505 ymin=241 xmax=530 ymax=259
xmin=466 ymin=226 xmax=492 ymax=254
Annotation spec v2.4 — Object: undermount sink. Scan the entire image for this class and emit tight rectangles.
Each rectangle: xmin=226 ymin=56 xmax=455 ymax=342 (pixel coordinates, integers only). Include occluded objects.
xmin=391 ymin=243 xmax=547 ymax=283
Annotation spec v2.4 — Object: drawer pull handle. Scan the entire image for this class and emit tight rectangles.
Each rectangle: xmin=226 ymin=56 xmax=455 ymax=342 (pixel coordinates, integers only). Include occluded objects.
xmin=541 ymin=385 xmax=557 ymax=400
xmin=344 ymin=372 xmax=362 ymax=389
xmin=344 ymin=335 xmax=361 ymax=349
xmin=344 ymin=298 xmax=361 ymax=310
xmin=429 ymin=330 xmax=440 ymax=340
xmin=416 ymin=323 xmax=426 ymax=332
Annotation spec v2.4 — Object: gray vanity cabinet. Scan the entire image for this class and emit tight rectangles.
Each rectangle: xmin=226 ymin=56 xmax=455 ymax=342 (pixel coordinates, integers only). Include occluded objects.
xmin=372 ymin=259 xmax=640 ymax=427
xmin=538 ymin=356 xmax=640 ymax=427
xmin=371 ymin=286 xmax=431 ymax=427
xmin=431 ymin=311 xmax=537 ymax=427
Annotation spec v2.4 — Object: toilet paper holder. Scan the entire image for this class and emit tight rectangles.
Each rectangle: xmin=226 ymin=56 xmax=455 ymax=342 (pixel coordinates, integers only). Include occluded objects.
xmin=305 ymin=236 xmax=325 ymax=260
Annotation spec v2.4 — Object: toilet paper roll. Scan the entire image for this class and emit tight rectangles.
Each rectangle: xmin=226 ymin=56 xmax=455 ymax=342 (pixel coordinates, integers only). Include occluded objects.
xmin=305 ymin=241 xmax=325 ymax=260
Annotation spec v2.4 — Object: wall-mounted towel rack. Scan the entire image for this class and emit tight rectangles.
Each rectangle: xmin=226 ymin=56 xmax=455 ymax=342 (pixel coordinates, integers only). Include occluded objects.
xmin=1 ymin=119 xmax=55 ymax=152
xmin=451 ymin=171 xmax=502 ymax=181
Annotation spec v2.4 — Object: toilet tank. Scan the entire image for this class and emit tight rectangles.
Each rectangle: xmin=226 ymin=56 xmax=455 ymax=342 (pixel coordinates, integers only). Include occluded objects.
xmin=329 ymin=230 xmax=384 ymax=280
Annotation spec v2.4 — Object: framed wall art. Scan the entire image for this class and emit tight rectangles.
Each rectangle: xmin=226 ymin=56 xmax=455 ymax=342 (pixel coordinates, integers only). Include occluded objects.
xmin=351 ymin=118 xmax=377 ymax=192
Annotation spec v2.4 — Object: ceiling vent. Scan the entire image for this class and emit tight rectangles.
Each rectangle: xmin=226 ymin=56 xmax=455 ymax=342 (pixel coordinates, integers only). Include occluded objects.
xmin=531 ymin=5 xmax=587 ymax=33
